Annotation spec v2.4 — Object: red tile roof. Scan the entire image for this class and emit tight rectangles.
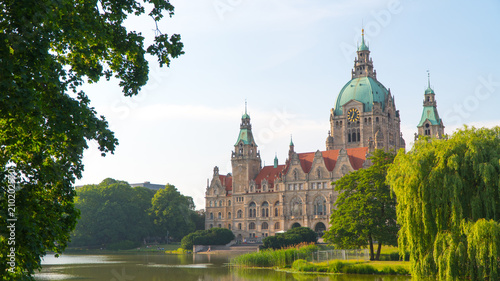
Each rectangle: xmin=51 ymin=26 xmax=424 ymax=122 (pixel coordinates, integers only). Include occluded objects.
xmin=297 ymin=147 xmax=369 ymax=173
xmin=254 ymin=165 xmax=286 ymax=188
xmin=346 ymin=147 xmax=369 ymax=170
xmin=222 ymin=147 xmax=368 ymax=193
xmin=219 ymin=175 xmax=232 ymax=192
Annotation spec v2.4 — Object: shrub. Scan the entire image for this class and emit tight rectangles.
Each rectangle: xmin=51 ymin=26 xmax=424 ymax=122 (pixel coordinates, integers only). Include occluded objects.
xmin=181 ymin=230 xmax=204 ymax=250
xmin=286 ymin=227 xmax=317 ymax=243
xmin=292 ymin=259 xmax=321 ymax=272
xmin=327 ymin=260 xmax=345 ymax=273
xmin=181 ymin=228 xmax=235 ymax=250
xmin=261 ymin=227 xmax=317 ymax=250
xmin=342 ymin=264 xmax=377 ymax=274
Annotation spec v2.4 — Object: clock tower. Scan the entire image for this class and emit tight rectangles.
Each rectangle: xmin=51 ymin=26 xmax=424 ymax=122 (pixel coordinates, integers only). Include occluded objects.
xmin=326 ymin=30 xmax=405 ymax=151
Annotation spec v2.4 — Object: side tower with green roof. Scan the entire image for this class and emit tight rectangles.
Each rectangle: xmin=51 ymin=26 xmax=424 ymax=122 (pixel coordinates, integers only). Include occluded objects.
xmin=326 ymin=30 xmax=405 ymax=152
xmin=231 ymin=106 xmax=261 ymax=194
xmin=416 ymin=73 xmax=445 ymax=138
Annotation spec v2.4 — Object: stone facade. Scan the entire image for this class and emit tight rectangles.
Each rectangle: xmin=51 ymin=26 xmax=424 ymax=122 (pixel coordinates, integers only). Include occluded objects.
xmin=204 ymin=30 xmax=407 ymax=242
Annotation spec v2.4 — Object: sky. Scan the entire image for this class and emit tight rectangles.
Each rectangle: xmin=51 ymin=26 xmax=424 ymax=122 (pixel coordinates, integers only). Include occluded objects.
xmin=75 ymin=0 xmax=500 ymax=209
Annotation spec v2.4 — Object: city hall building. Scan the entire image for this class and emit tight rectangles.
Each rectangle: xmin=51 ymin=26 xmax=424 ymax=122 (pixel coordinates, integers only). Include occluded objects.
xmin=204 ymin=31 xmax=444 ymax=242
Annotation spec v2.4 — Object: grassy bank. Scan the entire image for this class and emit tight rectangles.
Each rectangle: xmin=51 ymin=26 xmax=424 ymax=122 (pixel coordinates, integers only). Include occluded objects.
xmin=231 ymin=244 xmax=410 ymax=276
xmin=291 ymin=259 xmax=410 ymax=275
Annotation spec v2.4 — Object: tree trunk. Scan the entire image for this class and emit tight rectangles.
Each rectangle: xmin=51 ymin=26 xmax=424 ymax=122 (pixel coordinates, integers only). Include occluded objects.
xmin=375 ymin=241 xmax=382 ymax=260
xmin=368 ymin=233 xmax=374 ymax=261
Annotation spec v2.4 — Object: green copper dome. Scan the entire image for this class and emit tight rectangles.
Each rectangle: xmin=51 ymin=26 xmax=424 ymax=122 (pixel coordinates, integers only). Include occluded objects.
xmin=358 ymin=38 xmax=369 ymax=51
xmin=425 ymin=86 xmax=435 ymax=95
xmin=334 ymin=76 xmax=389 ymax=116
xmin=418 ymin=106 xmax=441 ymax=127
xmin=235 ymin=128 xmax=254 ymax=145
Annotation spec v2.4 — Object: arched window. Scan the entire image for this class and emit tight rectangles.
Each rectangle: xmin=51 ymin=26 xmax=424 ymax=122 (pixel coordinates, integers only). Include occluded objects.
xmin=219 ymin=200 xmax=223 ymax=207
xmin=357 ymin=129 xmax=360 ymax=142
xmin=317 ymin=169 xmax=321 ymax=179
xmin=249 ymin=202 xmax=256 ymax=218
xmin=352 ymin=132 xmax=357 ymax=142
xmin=228 ymin=224 xmax=232 ymax=230
xmin=274 ymin=201 xmax=280 ymax=217
xmin=210 ymin=213 xmax=213 ymax=219
xmin=261 ymin=201 xmax=269 ymax=217
xmin=274 ymin=222 xmax=280 ymax=230
xmin=228 ymin=212 xmax=231 ymax=219
xmin=238 ymin=223 xmax=242 ymax=230
xmin=218 ymin=212 xmax=221 ymax=219
xmin=228 ymin=200 xmax=231 ymax=206
xmin=262 ymin=222 xmax=268 ymax=230
xmin=293 ymin=170 xmax=298 ymax=181
xmin=249 ymin=222 xmax=256 ymax=230
xmin=348 ymin=130 xmax=351 ymax=142
xmin=313 ymin=196 xmax=327 ymax=216
xmin=209 ymin=201 xmax=213 ymax=207
xmin=250 ymin=184 xmax=254 ymax=192
xmin=237 ymin=210 xmax=243 ymax=218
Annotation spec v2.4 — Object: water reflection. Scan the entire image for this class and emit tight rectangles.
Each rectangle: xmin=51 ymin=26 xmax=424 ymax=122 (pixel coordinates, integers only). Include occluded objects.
xmin=36 ymin=253 xmax=411 ymax=281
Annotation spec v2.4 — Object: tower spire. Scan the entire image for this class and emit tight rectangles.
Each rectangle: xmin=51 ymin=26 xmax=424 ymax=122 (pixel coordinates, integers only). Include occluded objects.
xmin=358 ymin=28 xmax=369 ymax=52
xmin=352 ymin=29 xmax=374 ymax=79
xmin=427 ymin=70 xmax=431 ymax=88
xmin=245 ymin=99 xmax=247 ymax=115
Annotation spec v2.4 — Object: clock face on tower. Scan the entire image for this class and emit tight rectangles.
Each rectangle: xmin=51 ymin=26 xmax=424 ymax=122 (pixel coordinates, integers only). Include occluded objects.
xmin=347 ymin=108 xmax=360 ymax=122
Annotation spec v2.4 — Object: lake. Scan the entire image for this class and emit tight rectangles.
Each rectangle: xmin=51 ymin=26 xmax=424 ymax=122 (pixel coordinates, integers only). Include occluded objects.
xmin=35 ymin=252 xmax=412 ymax=281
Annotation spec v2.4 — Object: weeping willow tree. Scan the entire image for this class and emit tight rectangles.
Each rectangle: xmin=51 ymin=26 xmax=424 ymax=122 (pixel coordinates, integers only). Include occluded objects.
xmin=387 ymin=126 xmax=500 ymax=280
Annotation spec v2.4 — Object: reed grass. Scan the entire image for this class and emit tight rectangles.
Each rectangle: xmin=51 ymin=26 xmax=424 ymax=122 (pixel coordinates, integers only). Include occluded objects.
xmin=231 ymin=242 xmax=318 ymax=267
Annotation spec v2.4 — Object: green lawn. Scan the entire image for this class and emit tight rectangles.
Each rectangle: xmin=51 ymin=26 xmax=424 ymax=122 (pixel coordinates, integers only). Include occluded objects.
xmin=368 ymin=260 xmax=411 ymax=271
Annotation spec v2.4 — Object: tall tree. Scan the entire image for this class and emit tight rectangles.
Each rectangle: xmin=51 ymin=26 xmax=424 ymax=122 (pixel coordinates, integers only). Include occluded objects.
xmin=150 ymin=185 xmax=196 ymax=241
xmin=0 ymin=1 xmax=183 ymax=279
xmin=324 ymin=149 xmax=398 ymax=260
xmin=387 ymin=126 xmax=500 ymax=280
xmin=71 ymin=178 xmax=155 ymax=248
